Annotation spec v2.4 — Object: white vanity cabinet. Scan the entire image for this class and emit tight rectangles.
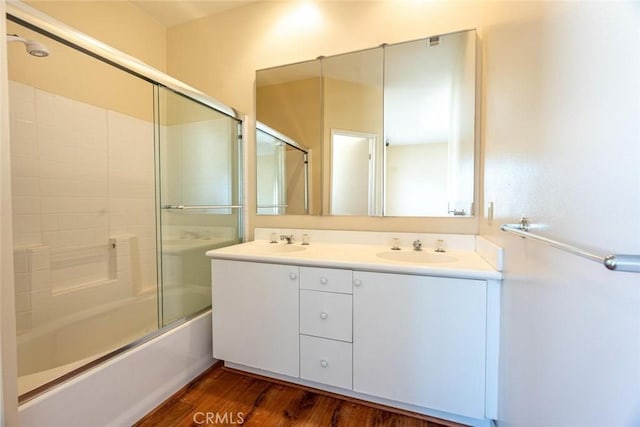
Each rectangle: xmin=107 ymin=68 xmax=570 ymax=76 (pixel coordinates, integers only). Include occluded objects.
xmin=353 ymin=271 xmax=488 ymax=419
xmin=211 ymin=259 xmax=300 ymax=377
xmin=209 ymin=248 xmax=500 ymax=426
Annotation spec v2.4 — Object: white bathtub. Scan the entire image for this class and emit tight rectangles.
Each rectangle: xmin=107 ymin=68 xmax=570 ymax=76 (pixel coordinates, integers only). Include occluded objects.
xmin=18 ymin=285 xmax=210 ymax=396
xmin=19 ymin=309 xmax=215 ymax=427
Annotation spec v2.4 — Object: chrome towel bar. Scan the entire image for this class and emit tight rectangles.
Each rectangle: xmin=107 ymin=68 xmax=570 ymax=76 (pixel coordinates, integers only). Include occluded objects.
xmin=501 ymin=217 xmax=640 ymax=273
xmin=163 ymin=205 xmax=243 ymax=210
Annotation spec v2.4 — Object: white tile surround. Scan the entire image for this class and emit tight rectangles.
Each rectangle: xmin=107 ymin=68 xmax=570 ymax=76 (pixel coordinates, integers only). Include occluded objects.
xmin=253 ymin=227 xmax=503 ymax=271
xmin=160 ymin=119 xmax=235 ymax=207
xmin=9 ymin=81 xmax=157 ymax=332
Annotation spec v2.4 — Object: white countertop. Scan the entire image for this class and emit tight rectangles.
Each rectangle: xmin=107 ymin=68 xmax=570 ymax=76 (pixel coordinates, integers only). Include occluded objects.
xmin=206 ymin=240 xmax=502 ymax=280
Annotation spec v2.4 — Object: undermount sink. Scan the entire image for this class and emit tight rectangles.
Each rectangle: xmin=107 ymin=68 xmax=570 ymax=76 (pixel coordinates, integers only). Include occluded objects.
xmin=376 ymin=250 xmax=457 ymax=264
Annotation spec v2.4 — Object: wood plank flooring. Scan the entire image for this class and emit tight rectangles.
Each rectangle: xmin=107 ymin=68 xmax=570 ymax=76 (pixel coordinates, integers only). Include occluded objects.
xmin=134 ymin=363 xmax=466 ymax=427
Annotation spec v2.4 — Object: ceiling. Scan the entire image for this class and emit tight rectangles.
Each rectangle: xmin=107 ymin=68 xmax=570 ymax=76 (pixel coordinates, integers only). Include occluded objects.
xmin=130 ymin=1 xmax=255 ymax=27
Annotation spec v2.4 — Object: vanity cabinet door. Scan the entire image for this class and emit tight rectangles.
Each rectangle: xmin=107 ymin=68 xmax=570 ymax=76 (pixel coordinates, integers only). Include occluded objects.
xmin=212 ymin=259 xmax=300 ymax=377
xmin=353 ymin=271 xmax=487 ymax=419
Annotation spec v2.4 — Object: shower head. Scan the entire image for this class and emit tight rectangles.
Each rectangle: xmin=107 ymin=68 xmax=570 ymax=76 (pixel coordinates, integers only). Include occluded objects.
xmin=6 ymin=33 xmax=50 ymax=57
xmin=25 ymin=39 xmax=49 ymax=57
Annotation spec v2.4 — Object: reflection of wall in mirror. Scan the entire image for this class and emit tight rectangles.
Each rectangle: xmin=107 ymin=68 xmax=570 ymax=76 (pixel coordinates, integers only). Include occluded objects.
xmin=447 ymin=30 xmax=476 ymax=213
xmin=384 ymin=30 xmax=476 ymax=217
xmin=256 ymin=78 xmax=321 ymax=213
xmin=386 ymin=143 xmax=448 ymax=216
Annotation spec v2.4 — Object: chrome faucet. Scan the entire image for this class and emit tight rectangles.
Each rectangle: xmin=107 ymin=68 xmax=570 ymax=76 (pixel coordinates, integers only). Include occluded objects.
xmin=412 ymin=240 xmax=423 ymax=251
xmin=280 ymin=234 xmax=295 ymax=244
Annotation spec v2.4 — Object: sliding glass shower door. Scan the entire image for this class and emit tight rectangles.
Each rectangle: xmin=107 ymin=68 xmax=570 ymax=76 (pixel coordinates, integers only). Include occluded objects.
xmin=7 ymin=15 xmax=243 ymax=399
xmin=157 ymin=87 xmax=243 ymax=326
xmin=7 ymin=19 xmax=159 ymax=397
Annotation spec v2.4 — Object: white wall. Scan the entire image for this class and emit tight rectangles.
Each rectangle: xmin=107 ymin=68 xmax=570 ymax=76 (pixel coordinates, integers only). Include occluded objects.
xmin=166 ymin=2 xmax=640 ymax=426
xmin=168 ymin=0 xmax=484 ymax=235
xmin=480 ymin=3 xmax=640 ymax=427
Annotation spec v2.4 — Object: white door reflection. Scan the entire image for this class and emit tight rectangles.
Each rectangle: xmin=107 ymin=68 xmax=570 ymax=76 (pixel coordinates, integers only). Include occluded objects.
xmin=330 ymin=130 xmax=378 ymax=216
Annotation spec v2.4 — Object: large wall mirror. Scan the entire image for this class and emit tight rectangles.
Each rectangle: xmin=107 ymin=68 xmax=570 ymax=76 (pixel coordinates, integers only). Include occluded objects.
xmin=256 ymin=29 xmax=477 ymax=217
xmin=256 ymin=60 xmax=322 ymax=215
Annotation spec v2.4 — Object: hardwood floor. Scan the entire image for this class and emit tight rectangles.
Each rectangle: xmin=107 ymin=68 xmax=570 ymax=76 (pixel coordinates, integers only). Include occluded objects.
xmin=134 ymin=363 xmax=466 ymax=427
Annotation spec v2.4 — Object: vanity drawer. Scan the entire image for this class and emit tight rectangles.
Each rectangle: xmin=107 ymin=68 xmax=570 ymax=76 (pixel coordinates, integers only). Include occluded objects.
xmin=300 ymin=335 xmax=352 ymax=390
xmin=300 ymin=267 xmax=352 ymax=294
xmin=300 ymin=290 xmax=352 ymax=342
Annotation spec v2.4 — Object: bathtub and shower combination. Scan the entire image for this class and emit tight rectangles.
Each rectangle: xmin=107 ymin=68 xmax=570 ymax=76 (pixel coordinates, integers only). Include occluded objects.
xmin=6 ymin=2 xmax=243 ymax=424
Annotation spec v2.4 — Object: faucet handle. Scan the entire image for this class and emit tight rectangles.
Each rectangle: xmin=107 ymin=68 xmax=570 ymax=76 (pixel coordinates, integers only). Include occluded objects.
xmin=448 ymin=208 xmax=466 ymax=216
xmin=280 ymin=234 xmax=295 ymax=244
xmin=391 ymin=238 xmax=401 ymax=251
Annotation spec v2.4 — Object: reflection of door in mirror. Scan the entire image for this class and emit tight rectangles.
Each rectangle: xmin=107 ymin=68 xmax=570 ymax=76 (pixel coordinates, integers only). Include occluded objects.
xmin=256 ymin=125 xmax=309 ymax=215
xmin=322 ymin=47 xmax=384 ymax=216
xmin=330 ymin=130 xmax=378 ymax=215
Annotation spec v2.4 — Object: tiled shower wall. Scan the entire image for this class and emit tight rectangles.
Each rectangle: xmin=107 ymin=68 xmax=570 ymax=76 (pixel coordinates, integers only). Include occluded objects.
xmin=9 ymin=81 xmax=157 ymax=332
xmin=159 ymin=113 xmax=240 ymax=241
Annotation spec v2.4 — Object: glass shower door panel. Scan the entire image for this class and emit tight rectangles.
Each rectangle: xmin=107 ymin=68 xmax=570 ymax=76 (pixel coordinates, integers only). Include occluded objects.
xmin=158 ymin=87 xmax=242 ymax=326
